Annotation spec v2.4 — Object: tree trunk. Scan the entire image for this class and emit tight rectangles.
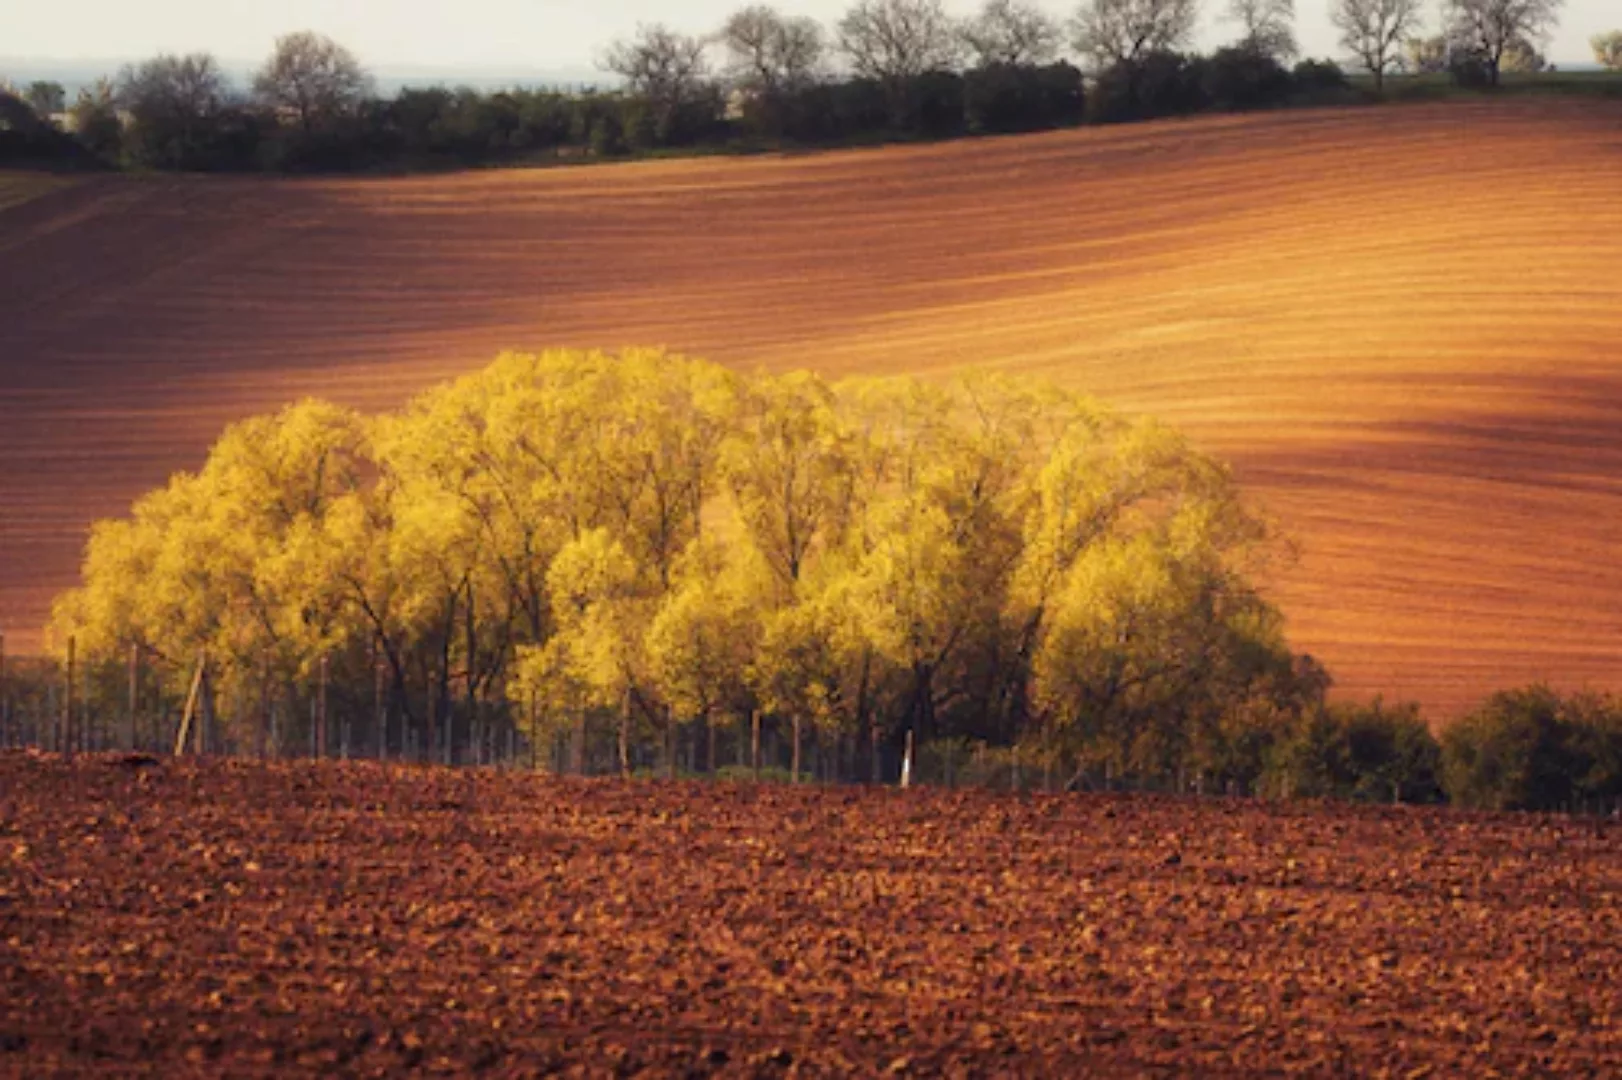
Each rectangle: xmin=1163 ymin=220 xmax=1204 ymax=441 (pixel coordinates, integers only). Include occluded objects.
xmin=425 ymin=663 xmax=438 ymax=767
xmin=465 ymin=589 xmax=480 ymax=766
xmin=573 ymin=711 xmax=587 ymax=776
xmin=127 ymin=642 xmax=140 ymax=752
xmin=706 ymin=712 xmax=717 ymax=776
xmin=618 ymin=688 xmax=631 ymax=779
xmin=373 ymin=645 xmax=386 ymax=762
xmin=791 ymin=715 xmax=802 ymax=784
xmin=665 ymin=708 xmax=677 ymax=781
xmin=316 ymin=654 xmax=329 ymax=760
xmin=751 ymin=710 xmax=761 ymax=781
xmin=199 ymin=663 xmax=216 ymax=756
xmin=63 ymin=635 xmax=76 ymax=759
xmin=257 ymin=655 xmax=270 ymax=761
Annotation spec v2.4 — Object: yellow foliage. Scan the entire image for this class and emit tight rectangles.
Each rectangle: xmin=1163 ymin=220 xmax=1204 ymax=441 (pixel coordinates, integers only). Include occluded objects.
xmin=49 ymin=348 xmax=1291 ymax=764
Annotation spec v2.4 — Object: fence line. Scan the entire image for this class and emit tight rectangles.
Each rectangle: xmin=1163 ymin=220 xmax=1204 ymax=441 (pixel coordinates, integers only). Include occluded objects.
xmin=2 ymin=632 xmax=1621 ymax=818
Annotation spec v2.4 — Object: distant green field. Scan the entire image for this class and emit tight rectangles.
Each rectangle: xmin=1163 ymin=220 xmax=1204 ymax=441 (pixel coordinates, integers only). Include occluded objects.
xmin=0 ymin=172 xmax=75 ymax=212
xmin=1354 ymin=70 xmax=1622 ymax=101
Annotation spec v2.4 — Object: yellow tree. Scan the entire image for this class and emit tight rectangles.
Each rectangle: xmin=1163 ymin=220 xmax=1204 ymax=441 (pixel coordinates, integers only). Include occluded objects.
xmin=48 ymin=478 xmax=209 ymax=739
xmin=52 ymin=400 xmax=369 ymax=752
xmin=377 ymin=349 xmax=738 ymax=765
xmin=524 ymin=528 xmax=650 ymax=776
xmin=45 ymin=348 xmax=1311 ymax=783
xmin=722 ymin=371 xmax=856 ymax=594
xmin=1025 ymin=441 xmax=1288 ymax=787
xmin=645 ymin=537 xmax=768 ymax=774
xmin=599 ymin=350 xmax=739 ymax=588
xmin=835 ymin=373 xmax=1050 ymax=755
xmin=508 ymin=633 xmax=593 ymax=773
xmin=748 ymin=566 xmax=891 ymax=781
xmin=721 ymin=370 xmax=882 ymax=778
xmin=210 ymin=400 xmax=371 ymax=670
xmin=584 ymin=350 xmax=740 ymax=774
xmin=374 ymin=351 xmax=607 ymax=761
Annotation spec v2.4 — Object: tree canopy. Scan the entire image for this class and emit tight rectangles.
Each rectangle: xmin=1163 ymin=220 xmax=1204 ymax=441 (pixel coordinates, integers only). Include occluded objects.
xmin=49 ymin=350 xmax=1320 ymax=783
xmin=253 ymin=31 xmax=373 ymax=137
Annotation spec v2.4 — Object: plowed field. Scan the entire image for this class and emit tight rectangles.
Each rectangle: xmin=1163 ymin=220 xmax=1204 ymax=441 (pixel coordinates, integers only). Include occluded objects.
xmin=0 ymin=753 xmax=1618 ymax=1076
xmin=3 ymin=100 xmax=1622 ymax=716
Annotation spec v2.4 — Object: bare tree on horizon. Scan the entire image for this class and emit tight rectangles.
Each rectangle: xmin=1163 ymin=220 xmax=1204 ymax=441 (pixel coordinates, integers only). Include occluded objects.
xmin=960 ymin=0 xmax=1064 ymax=67
xmin=1070 ymin=0 xmax=1200 ymax=71
xmin=1444 ymin=0 xmax=1563 ymax=85
xmin=253 ymin=31 xmax=374 ymax=137
xmin=720 ymin=5 xmax=827 ymax=96
xmin=1330 ymin=0 xmax=1424 ymax=90
xmin=1224 ymin=0 xmax=1298 ymax=62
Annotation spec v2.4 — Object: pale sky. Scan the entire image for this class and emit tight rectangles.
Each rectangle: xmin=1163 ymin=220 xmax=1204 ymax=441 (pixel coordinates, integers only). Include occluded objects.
xmin=1 ymin=0 xmax=1613 ymax=77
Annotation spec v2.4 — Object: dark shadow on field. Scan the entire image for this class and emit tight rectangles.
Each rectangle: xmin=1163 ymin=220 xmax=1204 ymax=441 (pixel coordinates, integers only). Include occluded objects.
xmin=1232 ymin=371 xmax=1622 ymax=497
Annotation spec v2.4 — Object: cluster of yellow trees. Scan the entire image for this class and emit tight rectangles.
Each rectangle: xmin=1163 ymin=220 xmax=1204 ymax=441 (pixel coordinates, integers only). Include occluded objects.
xmin=48 ymin=349 xmax=1320 ymax=784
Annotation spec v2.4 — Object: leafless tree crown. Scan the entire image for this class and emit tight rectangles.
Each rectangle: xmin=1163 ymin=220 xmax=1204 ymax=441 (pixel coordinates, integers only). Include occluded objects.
xmin=253 ymin=31 xmax=373 ymax=134
xmin=117 ymin=54 xmax=232 ymax=119
xmin=1329 ymin=0 xmax=1424 ymax=87
xmin=1224 ymin=0 xmax=1298 ymax=62
xmin=1445 ymin=0 xmax=1563 ymax=80
xmin=837 ymin=0 xmax=962 ymax=83
xmin=1070 ymin=0 xmax=1201 ymax=70
xmin=960 ymin=0 xmax=1064 ymax=67
xmin=720 ymin=5 xmax=827 ymax=95
xmin=601 ymin=24 xmax=714 ymax=112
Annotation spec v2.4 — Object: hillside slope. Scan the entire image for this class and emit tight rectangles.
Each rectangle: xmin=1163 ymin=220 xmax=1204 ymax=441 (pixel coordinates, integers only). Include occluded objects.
xmin=2 ymin=100 xmax=1620 ymax=718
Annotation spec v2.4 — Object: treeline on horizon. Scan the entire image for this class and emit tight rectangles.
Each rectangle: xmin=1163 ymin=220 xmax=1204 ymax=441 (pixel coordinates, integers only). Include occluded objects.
xmin=5 ymin=0 xmax=1615 ymax=174
xmin=9 ymin=349 xmax=1620 ymax=816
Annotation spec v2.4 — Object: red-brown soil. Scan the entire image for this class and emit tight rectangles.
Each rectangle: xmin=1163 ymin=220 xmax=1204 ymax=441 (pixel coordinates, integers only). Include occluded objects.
xmin=3 ymin=100 xmax=1622 ymax=716
xmin=0 ymin=753 xmax=1617 ymax=1076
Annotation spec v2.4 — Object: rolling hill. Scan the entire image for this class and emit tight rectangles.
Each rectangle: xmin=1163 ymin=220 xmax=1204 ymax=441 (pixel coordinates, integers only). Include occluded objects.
xmin=2 ymin=99 xmax=1620 ymax=719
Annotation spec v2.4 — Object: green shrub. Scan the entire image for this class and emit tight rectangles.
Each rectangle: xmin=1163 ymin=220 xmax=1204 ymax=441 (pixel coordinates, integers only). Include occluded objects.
xmin=1201 ymin=47 xmax=1293 ymax=111
xmin=1341 ymin=701 xmax=1443 ymax=803
xmin=1269 ymin=699 xmax=1440 ymax=803
xmin=963 ymin=62 xmax=1085 ymax=134
xmin=1562 ymin=695 xmax=1622 ymax=804
xmin=1292 ymin=58 xmax=1349 ymax=91
xmin=1088 ymin=51 xmax=1208 ymax=124
xmin=1441 ymin=686 xmax=1588 ymax=811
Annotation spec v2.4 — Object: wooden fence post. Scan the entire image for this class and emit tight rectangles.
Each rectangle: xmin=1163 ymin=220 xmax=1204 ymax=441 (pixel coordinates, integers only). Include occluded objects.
xmin=173 ymin=651 xmax=206 ymax=756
